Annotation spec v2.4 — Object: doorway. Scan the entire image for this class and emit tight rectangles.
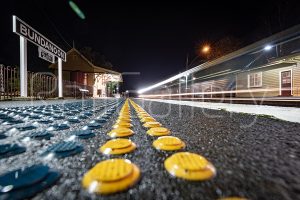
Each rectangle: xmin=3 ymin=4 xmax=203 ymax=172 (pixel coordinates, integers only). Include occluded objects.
xmin=280 ymin=70 xmax=292 ymax=96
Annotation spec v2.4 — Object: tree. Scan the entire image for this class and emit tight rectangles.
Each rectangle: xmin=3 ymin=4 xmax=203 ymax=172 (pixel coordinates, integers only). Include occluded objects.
xmin=106 ymin=81 xmax=118 ymax=97
xmin=80 ymin=47 xmax=113 ymax=70
xmin=80 ymin=47 xmax=94 ymax=61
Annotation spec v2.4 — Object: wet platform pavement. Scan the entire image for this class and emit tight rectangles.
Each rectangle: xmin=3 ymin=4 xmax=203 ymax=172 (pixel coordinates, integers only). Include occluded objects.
xmin=0 ymin=98 xmax=300 ymax=200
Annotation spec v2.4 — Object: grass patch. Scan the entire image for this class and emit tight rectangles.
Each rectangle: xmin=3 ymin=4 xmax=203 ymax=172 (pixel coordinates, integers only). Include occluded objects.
xmin=256 ymin=114 xmax=285 ymax=122
xmin=256 ymin=114 xmax=276 ymax=119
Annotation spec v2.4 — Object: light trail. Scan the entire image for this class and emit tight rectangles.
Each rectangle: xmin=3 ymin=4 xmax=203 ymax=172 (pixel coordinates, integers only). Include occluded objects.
xmin=138 ymin=25 xmax=300 ymax=95
xmin=139 ymin=87 xmax=289 ymax=98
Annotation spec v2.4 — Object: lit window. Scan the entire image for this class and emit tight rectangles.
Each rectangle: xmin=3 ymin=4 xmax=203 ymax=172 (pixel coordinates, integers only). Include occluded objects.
xmin=248 ymin=72 xmax=262 ymax=87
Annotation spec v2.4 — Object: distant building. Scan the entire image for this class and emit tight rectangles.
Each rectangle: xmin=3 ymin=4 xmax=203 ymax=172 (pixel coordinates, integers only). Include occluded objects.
xmin=235 ymin=54 xmax=300 ymax=97
xmin=139 ymin=24 xmax=300 ymax=99
xmin=49 ymin=48 xmax=122 ymax=97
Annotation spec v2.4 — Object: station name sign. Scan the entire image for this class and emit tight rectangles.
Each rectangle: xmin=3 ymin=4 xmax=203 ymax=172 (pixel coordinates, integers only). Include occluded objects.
xmin=13 ymin=15 xmax=66 ymax=61
xmin=38 ymin=47 xmax=55 ymax=63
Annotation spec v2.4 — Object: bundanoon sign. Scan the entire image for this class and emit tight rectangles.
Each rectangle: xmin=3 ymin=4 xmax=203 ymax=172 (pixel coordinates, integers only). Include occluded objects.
xmin=13 ymin=16 xmax=66 ymax=62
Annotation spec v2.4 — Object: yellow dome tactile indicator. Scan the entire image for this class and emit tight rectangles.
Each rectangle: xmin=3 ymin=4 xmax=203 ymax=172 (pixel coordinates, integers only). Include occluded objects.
xmin=119 ymin=115 xmax=129 ymax=118
xmin=147 ymin=127 xmax=170 ymax=136
xmin=164 ymin=152 xmax=216 ymax=181
xmin=116 ymin=118 xmax=132 ymax=123
xmin=100 ymin=138 xmax=136 ymax=155
xmin=143 ymin=121 xmax=162 ymax=128
xmin=153 ymin=136 xmax=185 ymax=151
xmin=118 ymin=115 xmax=131 ymax=119
xmin=141 ymin=117 xmax=156 ymax=123
xmin=108 ymin=128 xmax=134 ymax=138
xmin=113 ymin=121 xmax=133 ymax=129
xmin=119 ymin=111 xmax=130 ymax=114
xmin=119 ymin=113 xmax=128 ymax=116
xmin=138 ymin=113 xmax=150 ymax=118
xmin=82 ymin=159 xmax=140 ymax=194
xmin=119 ymin=112 xmax=130 ymax=115
xmin=120 ymin=109 xmax=130 ymax=112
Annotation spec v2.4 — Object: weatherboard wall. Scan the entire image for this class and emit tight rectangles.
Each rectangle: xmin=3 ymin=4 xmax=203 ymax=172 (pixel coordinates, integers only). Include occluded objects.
xmin=236 ymin=63 xmax=300 ymax=97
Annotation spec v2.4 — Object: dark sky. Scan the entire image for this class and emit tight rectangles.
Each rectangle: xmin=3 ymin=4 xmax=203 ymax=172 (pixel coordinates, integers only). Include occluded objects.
xmin=1 ymin=0 xmax=300 ymax=91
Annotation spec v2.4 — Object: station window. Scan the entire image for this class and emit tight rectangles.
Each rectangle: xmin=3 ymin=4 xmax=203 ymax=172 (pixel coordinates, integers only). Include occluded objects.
xmin=248 ymin=72 xmax=262 ymax=88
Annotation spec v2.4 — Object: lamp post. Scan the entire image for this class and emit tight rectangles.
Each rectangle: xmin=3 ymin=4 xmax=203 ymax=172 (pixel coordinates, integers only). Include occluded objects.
xmin=186 ymin=45 xmax=211 ymax=70
xmin=183 ymin=45 xmax=211 ymax=93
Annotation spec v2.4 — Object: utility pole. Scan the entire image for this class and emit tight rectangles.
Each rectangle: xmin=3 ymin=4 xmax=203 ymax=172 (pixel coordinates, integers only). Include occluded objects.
xmin=185 ymin=53 xmax=189 ymax=71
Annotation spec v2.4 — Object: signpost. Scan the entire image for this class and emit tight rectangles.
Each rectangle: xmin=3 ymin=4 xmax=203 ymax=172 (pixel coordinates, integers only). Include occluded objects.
xmin=12 ymin=15 xmax=66 ymax=98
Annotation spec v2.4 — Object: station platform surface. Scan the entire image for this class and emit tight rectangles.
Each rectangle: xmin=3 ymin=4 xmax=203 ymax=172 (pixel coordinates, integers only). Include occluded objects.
xmin=0 ymin=98 xmax=299 ymax=200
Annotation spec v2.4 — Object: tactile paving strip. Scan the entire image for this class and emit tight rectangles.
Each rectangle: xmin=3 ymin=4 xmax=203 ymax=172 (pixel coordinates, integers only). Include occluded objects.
xmin=41 ymin=141 xmax=83 ymax=158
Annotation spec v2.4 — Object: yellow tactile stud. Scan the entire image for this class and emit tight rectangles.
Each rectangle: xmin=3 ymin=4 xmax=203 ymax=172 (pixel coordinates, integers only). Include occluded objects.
xmin=153 ymin=136 xmax=185 ymax=151
xmin=164 ymin=152 xmax=216 ymax=181
xmin=119 ymin=110 xmax=128 ymax=113
xmin=82 ymin=159 xmax=140 ymax=194
xmin=119 ymin=114 xmax=131 ymax=119
xmin=119 ymin=111 xmax=130 ymax=115
xmin=108 ymin=128 xmax=134 ymax=138
xmin=143 ymin=121 xmax=162 ymax=128
xmin=100 ymin=138 xmax=136 ymax=155
xmin=119 ymin=109 xmax=130 ymax=113
xmin=147 ymin=127 xmax=170 ymax=136
xmin=116 ymin=118 xmax=132 ymax=123
xmin=120 ymin=109 xmax=130 ymax=113
xmin=113 ymin=121 xmax=133 ymax=129
xmin=138 ymin=113 xmax=150 ymax=118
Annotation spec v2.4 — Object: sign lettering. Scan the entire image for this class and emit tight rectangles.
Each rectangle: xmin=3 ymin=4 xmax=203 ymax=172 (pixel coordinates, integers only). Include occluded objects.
xmin=13 ymin=16 xmax=66 ymax=61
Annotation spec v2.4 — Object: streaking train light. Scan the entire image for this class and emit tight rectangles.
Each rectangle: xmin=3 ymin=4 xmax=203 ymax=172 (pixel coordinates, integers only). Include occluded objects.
xmin=139 ymin=88 xmax=283 ymax=98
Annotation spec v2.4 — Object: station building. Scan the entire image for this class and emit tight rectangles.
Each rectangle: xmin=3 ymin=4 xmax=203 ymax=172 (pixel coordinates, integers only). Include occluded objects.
xmin=49 ymin=48 xmax=122 ymax=98
xmin=139 ymin=24 xmax=300 ymax=99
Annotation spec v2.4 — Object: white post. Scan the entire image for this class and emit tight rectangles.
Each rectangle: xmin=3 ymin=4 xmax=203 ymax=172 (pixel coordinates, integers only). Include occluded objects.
xmin=185 ymin=75 xmax=188 ymax=90
xmin=20 ymin=36 xmax=27 ymax=97
xmin=58 ymin=58 xmax=63 ymax=98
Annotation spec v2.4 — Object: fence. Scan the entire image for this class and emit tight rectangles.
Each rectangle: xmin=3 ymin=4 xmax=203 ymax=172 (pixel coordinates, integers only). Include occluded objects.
xmin=0 ymin=64 xmax=93 ymax=100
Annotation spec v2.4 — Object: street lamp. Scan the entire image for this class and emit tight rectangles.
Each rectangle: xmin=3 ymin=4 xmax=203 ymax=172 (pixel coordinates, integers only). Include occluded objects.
xmin=202 ymin=45 xmax=210 ymax=54
xmin=264 ymin=45 xmax=273 ymax=51
xmin=186 ymin=44 xmax=211 ymax=70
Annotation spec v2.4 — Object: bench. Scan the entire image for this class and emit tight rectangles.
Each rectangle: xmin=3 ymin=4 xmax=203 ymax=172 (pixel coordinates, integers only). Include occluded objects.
xmin=79 ymin=88 xmax=89 ymax=98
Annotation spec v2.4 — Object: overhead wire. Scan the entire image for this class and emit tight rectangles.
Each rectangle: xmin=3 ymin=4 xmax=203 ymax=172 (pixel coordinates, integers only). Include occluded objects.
xmin=34 ymin=0 xmax=73 ymax=49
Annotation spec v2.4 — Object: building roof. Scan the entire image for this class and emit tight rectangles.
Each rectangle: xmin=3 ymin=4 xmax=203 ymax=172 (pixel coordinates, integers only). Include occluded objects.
xmin=49 ymin=48 xmax=121 ymax=76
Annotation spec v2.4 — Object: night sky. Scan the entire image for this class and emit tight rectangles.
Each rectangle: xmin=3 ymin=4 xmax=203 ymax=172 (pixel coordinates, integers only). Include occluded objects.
xmin=1 ymin=0 xmax=300 ymax=91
